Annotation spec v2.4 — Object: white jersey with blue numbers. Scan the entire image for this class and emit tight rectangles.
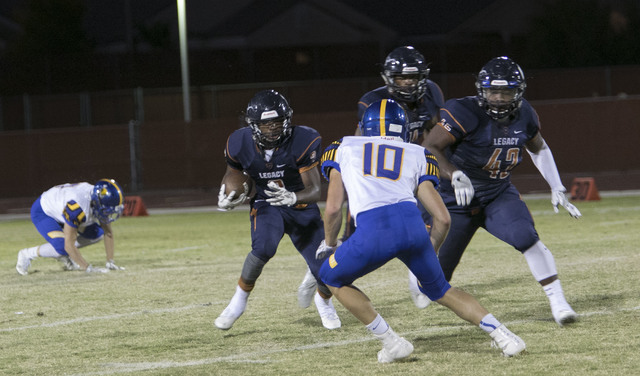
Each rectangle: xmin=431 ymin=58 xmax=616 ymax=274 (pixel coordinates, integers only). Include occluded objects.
xmin=321 ymin=136 xmax=439 ymax=224
xmin=39 ymin=183 xmax=98 ymax=228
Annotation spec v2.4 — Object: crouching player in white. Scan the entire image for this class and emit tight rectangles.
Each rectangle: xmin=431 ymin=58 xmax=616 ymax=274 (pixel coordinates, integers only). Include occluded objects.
xmin=316 ymin=99 xmax=525 ymax=362
xmin=16 ymin=179 xmax=126 ymax=275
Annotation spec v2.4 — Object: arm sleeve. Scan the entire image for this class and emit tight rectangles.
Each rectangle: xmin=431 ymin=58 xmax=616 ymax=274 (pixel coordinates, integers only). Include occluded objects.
xmin=527 ymin=140 xmax=565 ymax=191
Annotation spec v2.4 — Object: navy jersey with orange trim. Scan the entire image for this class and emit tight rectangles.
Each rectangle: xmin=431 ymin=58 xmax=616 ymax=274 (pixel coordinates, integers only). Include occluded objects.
xmin=357 ymin=82 xmax=444 ymax=140
xmin=438 ymin=96 xmax=540 ymax=204
xmin=224 ymin=125 xmax=322 ymax=201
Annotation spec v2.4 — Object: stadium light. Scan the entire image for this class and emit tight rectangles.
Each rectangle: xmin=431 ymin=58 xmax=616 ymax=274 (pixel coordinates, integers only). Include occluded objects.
xmin=177 ymin=0 xmax=191 ymax=123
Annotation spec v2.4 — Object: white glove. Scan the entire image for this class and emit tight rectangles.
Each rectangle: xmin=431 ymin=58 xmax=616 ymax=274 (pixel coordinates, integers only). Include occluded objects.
xmin=86 ymin=264 xmax=109 ymax=273
xmin=106 ymin=260 xmax=125 ymax=270
xmin=551 ymin=189 xmax=582 ymax=218
xmin=452 ymin=170 xmax=475 ymax=206
xmin=217 ymin=182 xmax=249 ymax=211
xmin=316 ymin=239 xmax=342 ymax=259
xmin=265 ymin=181 xmax=297 ymax=206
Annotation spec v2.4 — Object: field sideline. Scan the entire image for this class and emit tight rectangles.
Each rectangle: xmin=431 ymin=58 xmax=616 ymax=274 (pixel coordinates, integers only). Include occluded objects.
xmin=1 ymin=193 xmax=639 ymax=375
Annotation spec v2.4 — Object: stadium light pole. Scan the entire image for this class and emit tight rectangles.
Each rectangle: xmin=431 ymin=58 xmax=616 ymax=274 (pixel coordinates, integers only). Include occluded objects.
xmin=177 ymin=0 xmax=191 ymax=123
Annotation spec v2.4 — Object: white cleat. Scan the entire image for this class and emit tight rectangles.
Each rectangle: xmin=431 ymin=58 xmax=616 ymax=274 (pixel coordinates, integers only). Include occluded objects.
xmin=408 ymin=270 xmax=430 ymax=309
xmin=16 ymin=249 xmax=31 ymax=276
xmin=490 ymin=324 xmax=526 ymax=357
xmin=214 ymin=307 xmax=242 ymax=330
xmin=314 ymin=292 xmax=341 ymax=330
xmin=552 ymin=306 xmax=578 ymax=326
xmin=297 ymin=268 xmax=317 ymax=308
xmin=376 ymin=329 xmax=414 ymax=363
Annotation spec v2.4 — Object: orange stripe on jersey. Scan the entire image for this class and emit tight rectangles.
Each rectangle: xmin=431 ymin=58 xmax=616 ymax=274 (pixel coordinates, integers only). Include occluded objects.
xmin=225 ymin=136 xmax=240 ymax=164
xmin=441 ymin=108 xmax=467 ymax=134
xmin=299 ymin=160 xmax=319 ymax=173
xmin=296 ymin=136 xmax=322 ymax=163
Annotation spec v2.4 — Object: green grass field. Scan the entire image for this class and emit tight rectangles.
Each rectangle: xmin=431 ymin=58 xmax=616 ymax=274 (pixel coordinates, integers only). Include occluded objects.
xmin=1 ymin=195 xmax=639 ymax=375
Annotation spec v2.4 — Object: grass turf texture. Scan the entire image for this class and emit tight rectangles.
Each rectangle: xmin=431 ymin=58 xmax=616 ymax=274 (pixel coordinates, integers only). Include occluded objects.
xmin=1 ymin=195 xmax=639 ymax=375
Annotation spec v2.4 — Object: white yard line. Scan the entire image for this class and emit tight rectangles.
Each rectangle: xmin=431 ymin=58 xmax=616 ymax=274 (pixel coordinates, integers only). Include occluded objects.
xmin=48 ymin=304 xmax=639 ymax=375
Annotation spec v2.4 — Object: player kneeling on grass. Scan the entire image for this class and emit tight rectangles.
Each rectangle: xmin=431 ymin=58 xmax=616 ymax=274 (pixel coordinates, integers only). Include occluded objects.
xmin=316 ymin=99 xmax=525 ymax=363
xmin=16 ymin=179 xmax=126 ymax=275
xmin=215 ymin=89 xmax=341 ymax=331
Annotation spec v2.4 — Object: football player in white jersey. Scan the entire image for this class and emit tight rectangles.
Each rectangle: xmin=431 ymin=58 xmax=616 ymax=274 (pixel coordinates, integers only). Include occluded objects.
xmin=315 ymin=99 xmax=525 ymax=362
xmin=16 ymin=179 xmax=126 ymax=275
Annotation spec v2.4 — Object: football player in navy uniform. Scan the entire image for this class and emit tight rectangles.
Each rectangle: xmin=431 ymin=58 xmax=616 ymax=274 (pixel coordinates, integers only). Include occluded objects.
xmin=16 ymin=179 xmax=126 ymax=275
xmin=421 ymin=56 xmax=581 ymax=326
xmin=316 ymin=99 xmax=525 ymax=362
xmin=299 ymin=46 xmax=445 ymax=309
xmin=215 ymin=89 xmax=341 ymax=331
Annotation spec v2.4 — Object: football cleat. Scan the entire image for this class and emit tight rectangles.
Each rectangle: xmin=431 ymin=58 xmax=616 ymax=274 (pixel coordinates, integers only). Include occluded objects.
xmin=214 ymin=307 xmax=243 ymax=330
xmin=297 ymin=268 xmax=317 ymax=308
xmin=314 ymin=292 xmax=341 ymax=330
xmin=552 ymin=306 xmax=578 ymax=326
xmin=376 ymin=328 xmax=414 ymax=363
xmin=489 ymin=324 xmax=526 ymax=357
xmin=16 ymin=249 xmax=31 ymax=276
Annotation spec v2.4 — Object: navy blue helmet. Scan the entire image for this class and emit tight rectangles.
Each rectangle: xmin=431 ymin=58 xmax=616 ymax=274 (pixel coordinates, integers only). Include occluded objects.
xmin=475 ymin=56 xmax=526 ymax=120
xmin=91 ymin=179 xmax=124 ymax=223
xmin=359 ymin=99 xmax=409 ymax=142
xmin=245 ymin=89 xmax=293 ymax=149
xmin=381 ymin=46 xmax=430 ymax=102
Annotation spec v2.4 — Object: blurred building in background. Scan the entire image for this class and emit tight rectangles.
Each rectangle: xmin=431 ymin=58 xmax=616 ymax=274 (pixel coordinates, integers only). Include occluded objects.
xmin=0 ymin=0 xmax=638 ymax=202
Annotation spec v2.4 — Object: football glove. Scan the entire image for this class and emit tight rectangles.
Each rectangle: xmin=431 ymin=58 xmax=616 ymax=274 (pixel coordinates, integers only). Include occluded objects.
xmin=551 ymin=189 xmax=582 ymax=218
xmin=106 ymin=260 xmax=125 ymax=270
xmin=315 ymin=239 xmax=342 ymax=260
xmin=265 ymin=181 xmax=297 ymax=206
xmin=217 ymin=182 xmax=249 ymax=211
xmin=452 ymin=170 xmax=475 ymax=206
xmin=86 ymin=264 xmax=109 ymax=273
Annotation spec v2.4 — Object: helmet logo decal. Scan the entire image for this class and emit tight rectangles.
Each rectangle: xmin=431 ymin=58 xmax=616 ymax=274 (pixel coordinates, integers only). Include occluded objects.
xmin=401 ymin=67 xmax=419 ymax=74
xmin=389 ymin=123 xmax=403 ymax=133
xmin=260 ymin=110 xmax=279 ymax=120
xmin=490 ymin=80 xmax=509 ymax=86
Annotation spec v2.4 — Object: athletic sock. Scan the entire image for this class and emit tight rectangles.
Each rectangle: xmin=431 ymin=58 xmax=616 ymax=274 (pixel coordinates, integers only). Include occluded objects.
xmin=225 ymin=285 xmax=249 ymax=317
xmin=544 ymin=279 xmax=569 ymax=307
xmin=479 ymin=313 xmax=502 ymax=333
xmin=366 ymin=314 xmax=390 ymax=336
xmin=20 ymin=246 xmax=39 ymax=260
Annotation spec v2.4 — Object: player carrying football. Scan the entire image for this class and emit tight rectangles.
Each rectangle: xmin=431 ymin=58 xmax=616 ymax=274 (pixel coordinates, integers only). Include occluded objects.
xmin=215 ymin=89 xmax=341 ymax=331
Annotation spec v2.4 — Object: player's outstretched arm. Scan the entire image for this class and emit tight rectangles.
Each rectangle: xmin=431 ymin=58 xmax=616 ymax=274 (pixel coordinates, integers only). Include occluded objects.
xmin=526 ymin=133 xmax=581 ymax=218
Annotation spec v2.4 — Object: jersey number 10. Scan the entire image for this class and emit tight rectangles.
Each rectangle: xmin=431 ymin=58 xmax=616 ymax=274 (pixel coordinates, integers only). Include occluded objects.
xmin=363 ymin=143 xmax=404 ymax=181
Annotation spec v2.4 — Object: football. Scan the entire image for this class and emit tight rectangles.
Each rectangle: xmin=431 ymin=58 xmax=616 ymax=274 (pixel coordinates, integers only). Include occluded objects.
xmin=222 ymin=169 xmax=253 ymax=198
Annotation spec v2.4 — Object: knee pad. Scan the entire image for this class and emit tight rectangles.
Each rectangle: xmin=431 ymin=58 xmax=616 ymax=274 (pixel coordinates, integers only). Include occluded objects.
xmin=240 ymin=252 xmax=268 ymax=285
xmin=523 ymin=240 xmax=558 ymax=281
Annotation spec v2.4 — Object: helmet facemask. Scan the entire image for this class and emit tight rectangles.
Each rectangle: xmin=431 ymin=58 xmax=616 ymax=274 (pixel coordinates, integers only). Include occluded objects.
xmin=245 ymin=90 xmax=293 ymax=149
xmin=382 ymin=71 xmax=428 ymax=102
xmin=381 ymin=46 xmax=430 ymax=103
xmin=475 ymin=56 xmax=526 ymax=120
xmin=248 ymin=116 xmax=292 ymax=149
